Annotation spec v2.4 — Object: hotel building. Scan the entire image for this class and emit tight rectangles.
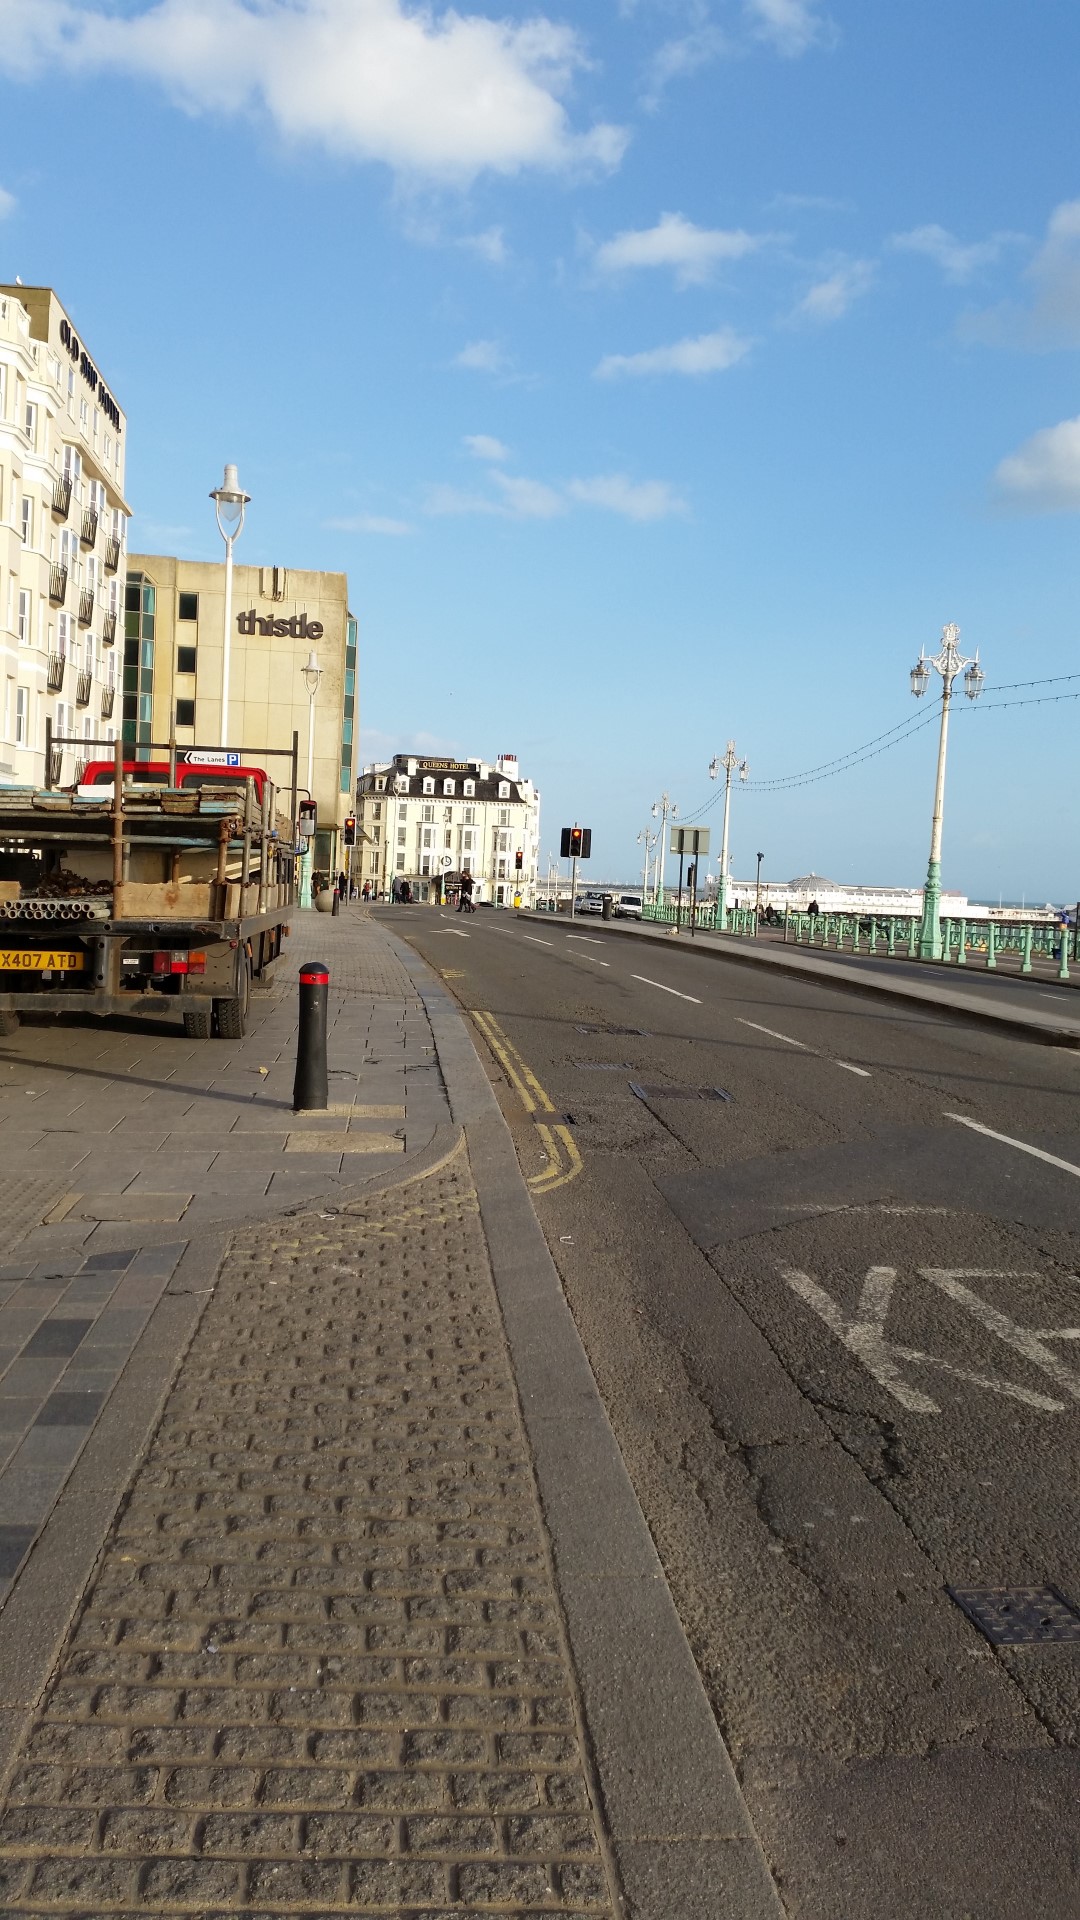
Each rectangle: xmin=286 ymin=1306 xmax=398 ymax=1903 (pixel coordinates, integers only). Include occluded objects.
xmin=125 ymin=555 xmax=358 ymax=876
xmin=0 ymin=285 xmax=130 ymax=787
xmin=356 ymin=752 xmax=540 ymax=907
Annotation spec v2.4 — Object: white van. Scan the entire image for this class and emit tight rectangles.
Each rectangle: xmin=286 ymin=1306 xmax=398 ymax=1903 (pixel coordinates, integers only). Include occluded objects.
xmin=614 ymin=893 xmax=643 ymax=919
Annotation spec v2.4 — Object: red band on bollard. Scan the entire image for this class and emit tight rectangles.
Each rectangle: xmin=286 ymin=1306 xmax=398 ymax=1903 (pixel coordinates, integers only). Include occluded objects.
xmin=299 ymin=968 xmax=329 ymax=985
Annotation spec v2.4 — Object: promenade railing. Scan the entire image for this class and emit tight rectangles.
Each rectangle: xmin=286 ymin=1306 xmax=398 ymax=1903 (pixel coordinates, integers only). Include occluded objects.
xmin=641 ymin=901 xmax=1076 ymax=980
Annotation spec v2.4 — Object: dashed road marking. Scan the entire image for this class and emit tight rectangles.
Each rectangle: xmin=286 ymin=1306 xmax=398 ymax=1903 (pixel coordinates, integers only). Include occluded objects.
xmin=567 ymin=935 xmax=604 ymax=945
xmin=738 ymin=1018 xmax=811 ymax=1049
xmin=836 ymin=1062 xmax=872 ymax=1077
xmin=522 ymin=936 xmax=554 ymax=947
xmin=945 ymin=1113 xmax=1080 ymax=1179
xmin=631 ymin=975 xmax=702 ymax=1004
xmin=572 ymin=952 xmax=610 ymax=967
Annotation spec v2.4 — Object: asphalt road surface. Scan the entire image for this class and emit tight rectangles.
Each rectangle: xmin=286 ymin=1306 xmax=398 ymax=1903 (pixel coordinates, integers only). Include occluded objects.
xmin=384 ymin=905 xmax=1080 ymax=1920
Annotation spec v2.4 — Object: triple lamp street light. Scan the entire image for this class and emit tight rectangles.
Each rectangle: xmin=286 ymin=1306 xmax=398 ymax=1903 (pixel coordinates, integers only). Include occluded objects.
xmin=708 ymin=741 xmax=748 ymax=930
xmin=209 ymin=464 xmax=250 ymax=753
xmin=299 ymin=648 xmax=322 ymax=911
xmin=650 ymin=793 xmax=678 ymax=905
xmin=910 ymin=622 xmax=983 ymax=961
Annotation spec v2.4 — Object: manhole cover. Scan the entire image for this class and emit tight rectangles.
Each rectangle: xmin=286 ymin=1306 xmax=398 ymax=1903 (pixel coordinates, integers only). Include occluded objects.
xmin=947 ymin=1586 xmax=1080 ymax=1645
xmin=572 ymin=1061 xmax=633 ymax=1072
xmin=531 ymin=1113 xmax=575 ymax=1127
xmin=575 ymin=1024 xmax=649 ymax=1037
xmin=630 ymin=1083 xmax=732 ymax=1104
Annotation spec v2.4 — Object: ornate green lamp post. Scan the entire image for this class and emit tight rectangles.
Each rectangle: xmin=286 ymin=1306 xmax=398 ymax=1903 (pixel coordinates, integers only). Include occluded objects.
xmin=909 ymin=623 xmax=984 ymax=960
xmin=709 ymin=740 xmax=748 ymax=930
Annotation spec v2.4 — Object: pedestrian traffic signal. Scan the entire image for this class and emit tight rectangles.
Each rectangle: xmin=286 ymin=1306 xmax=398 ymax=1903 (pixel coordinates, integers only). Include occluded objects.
xmin=343 ymin=816 xmax=356 ymax=847
xmin=514 ymin=849 xmax=523 ymax=871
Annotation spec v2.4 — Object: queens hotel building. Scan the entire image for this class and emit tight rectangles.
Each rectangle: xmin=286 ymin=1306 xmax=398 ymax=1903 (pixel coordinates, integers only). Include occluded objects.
xmin=0 ymin=285 xmax=129 ymax=787
xmin=356 ymin=752 xmax=540 ymax=907
xmin=125 ymin=554 xmax=358 ymax=877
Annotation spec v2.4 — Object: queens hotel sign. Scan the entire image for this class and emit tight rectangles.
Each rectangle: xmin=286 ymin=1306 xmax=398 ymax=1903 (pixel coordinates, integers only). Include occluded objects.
xmin=236 ymin=610 xmax=324 ymax=639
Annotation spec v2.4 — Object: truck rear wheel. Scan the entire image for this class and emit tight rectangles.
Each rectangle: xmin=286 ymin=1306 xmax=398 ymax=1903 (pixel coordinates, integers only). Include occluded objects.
xmin=214 ymin=955 xmax=250 ymax=1039
xmin=183 ymin=1007 xmax=212 ymax=1039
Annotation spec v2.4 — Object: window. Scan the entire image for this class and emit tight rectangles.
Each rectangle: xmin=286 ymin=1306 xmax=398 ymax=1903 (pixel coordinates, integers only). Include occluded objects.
xmin=422 ymin=828 xmax=433 ymax=849
xmin=498 ymin=807 xmax=510 ymax=827
xmin=177 ymin=645 xmax=197 ymax=675
xmin=24 ymin=400 xmax=37 ymax=448
xmin=398 ymin=802 xmax=408 ymax=820
xmin=178 ymin=591 xmax=198 ymax=621
xmin=443 ymin=778 xmax=455 ymax=795
xmin=396 ymin=853 xmax=405 ymax=872
xmin=375 ymin=777 xmax=385 ymax=792
xmin=15 ymin=686 xmax=27 ymax=746
xmin=372 ymin=801 xmax=381 ymax=820
xmin=371 ymin=826 xmax=380 ymax=844
xmin=422 ymin=776 xmax=435 ymax=794
xmin=20 ymin=496 xmax=32 ymax=546
xmin=175 ymin=698 xmax=196 ymax=728
xmin=444 ymin=830 xmax=452 ymax=849
xmin=0 ymin=366 xmax=5 ymax=417
xmin=463 ymin=806 xmax=475 ymax=826
xmin=499 ymin=781 xmax=510 ymax=798
xmin=498 ymin=831 xmax=510 ymax=853
xmin=17 ymin=590 xmax=30 ymax=645
xmin=397 ymin=827 xmax=406 ymax=848
xmin=422 ymin=804 xmax=434 ymax=823
xmin=370 ymin=852 xmax=379 ymax=874
xmin=463 ymin=779 xmax=475 ymax=798
xmin=421 ymin=856 xmax=431 ymax=876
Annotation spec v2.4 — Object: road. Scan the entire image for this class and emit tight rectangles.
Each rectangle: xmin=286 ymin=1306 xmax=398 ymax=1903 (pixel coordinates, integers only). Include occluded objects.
xmin=384 ymin=904 xmax=1080 ymax=1920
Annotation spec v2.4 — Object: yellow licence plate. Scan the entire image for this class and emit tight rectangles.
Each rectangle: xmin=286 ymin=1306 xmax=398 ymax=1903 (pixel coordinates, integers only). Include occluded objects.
xmin=0 ymin=950 xmax=87 ymax=972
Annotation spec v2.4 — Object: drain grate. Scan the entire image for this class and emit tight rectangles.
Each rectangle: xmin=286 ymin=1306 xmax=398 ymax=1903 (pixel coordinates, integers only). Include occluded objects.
xmin=572 ymin=1061 xmax=633 ymax=1072
xmin=575 ymin=1023 xmax=649 ymax=1037
xmin=630 ymin=1082 xmax=732 ymax=1104
xmin=947 ymin=1586 xmax=1080 ymax=1645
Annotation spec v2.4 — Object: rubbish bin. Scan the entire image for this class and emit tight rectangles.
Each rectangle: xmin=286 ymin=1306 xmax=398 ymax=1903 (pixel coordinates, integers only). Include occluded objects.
xmin=602 ymin=894 xmax=614 ymax=921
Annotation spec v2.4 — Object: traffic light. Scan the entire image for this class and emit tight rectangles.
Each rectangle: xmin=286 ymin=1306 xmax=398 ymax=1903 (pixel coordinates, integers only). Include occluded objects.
xmin=569 ymin=827 xmax=583 ymax=857
xmin=560 ymin=826 xmax=592 ymax=859
xmin=343 ymin=816 xmax=356 ymax=847
xmin=514 ymin=849 xmax=523 ymax=871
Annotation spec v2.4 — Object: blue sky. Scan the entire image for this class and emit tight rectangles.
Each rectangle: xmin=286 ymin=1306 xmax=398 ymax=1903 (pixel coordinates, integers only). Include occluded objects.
xmin=3 ymin=0 xmax=1079 ymax=898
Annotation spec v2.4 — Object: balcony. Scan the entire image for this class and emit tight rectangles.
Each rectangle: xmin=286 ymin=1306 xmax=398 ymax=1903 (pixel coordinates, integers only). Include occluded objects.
xmin=80 ymin=508 xmax=98 ymax=548
xmin=104 ymin=534 xmax=121 ymax=573
xmin=78 ymin=587 xmax=94 ymax=626
xmin=49 ymin=564 xmax=68 ymax=607
xmin=102 ymin=608 xmax=116 ymax=645
xmin=73 ymin=757 xmax=88 ymax=784
xmin=100 ymin=684 xmax=115 ymax=720
xmin=48 ymin=746 xmax=63 ymax=787
xmin=47 ymin=653 xmax=66 ymax=693
xmin=51 ymin=475 xmax=72 ymax=521
xmin=76 ymin=669 xmax=92 ymax=708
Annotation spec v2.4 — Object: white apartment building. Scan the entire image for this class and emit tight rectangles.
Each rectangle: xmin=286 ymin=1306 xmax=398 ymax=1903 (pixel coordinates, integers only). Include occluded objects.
xmin=356 ymin=752 xmax=540 ymax=907
xmin=0 ymin=285 xmax=129 ymax=789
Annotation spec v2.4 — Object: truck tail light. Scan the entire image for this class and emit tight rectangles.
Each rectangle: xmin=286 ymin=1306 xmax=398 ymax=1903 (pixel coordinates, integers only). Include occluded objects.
xmin=153 ymin=950 xmax=193 ymax=976
xmin=188 ymin=952 xmax=206 ymax=975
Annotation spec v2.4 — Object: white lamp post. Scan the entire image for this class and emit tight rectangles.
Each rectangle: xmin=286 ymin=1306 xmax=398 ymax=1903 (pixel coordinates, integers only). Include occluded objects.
xmin=299 ymin=647 xmax=321 ymax=910
xmin=909 ymin=622 xmax=983 ymax=960
xmin=209 ymin=463 xmax=250 ymax=751
xmin=709 ymin=740 xmax=749 ymax=930
xmin=637 ymin=825 xmax=660 ymax=901
xmin=650 ymin=793 xmax=678 ymax=906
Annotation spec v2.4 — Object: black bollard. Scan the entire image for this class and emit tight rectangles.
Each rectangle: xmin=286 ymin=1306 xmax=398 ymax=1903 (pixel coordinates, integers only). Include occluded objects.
xmin=293 ymin=963 xmax=329 ymax=1112
xmin=331 ymin=887 xmax=341 ymax=917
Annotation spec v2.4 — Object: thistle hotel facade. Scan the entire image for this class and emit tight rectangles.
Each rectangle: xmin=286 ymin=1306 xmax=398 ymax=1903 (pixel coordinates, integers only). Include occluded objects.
xmin=356 ymin=752 xmax=540 ymax=906
xmin=125 ymin=555 xmax=358 ymax=874
xmin=0 ymin=285 xmax=129 ymax=787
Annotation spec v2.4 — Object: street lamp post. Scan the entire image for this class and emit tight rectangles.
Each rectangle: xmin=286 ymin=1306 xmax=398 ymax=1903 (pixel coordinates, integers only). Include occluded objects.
xmin=209 ymin=464 xmax=251 ymax=751
xmin=708 ymin=741 xmax=749 ymax=930
xmin=299 ymin=648 xmax=322 ymax=910
xmin=755 ymin=851 xmax=764 ymax=918
xmin=650 ymin=793 xmax=677 ymax=907
xmin=910 ymin=623 xmax=984 ymax=960
xmin=637 ymin=825 xmax=659 ymax=900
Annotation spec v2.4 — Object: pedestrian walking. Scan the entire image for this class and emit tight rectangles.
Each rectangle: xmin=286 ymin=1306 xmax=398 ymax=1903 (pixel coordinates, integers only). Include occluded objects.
xmin=390 ymin=876 xmax=400 ymax=904
xmin=362 ymin=881 xmax=371 ymax=902
xmin=457 ymin=871 xmax=475 ymax=914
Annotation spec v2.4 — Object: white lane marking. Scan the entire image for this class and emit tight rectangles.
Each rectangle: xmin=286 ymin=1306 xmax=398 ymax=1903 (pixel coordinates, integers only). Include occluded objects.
xmin=738 ymin=1017 xmax=872 ymax=1077
xmin=573 ymin=953 xmax=610 ymax=966
xmin=522 ymin=936 xmax=553 ymax=948
xmin=945 ymin=1113 xmax=1080 ymax=1179
xmin=738 ymin=1018 xmax=811 ymax=1050
xmin=631 ymin=975 xmax=701 ymax=1004
xmin=566 ymin=935 xmax=604 ymax=945
xmin=442 ymin=929 xmax=470 ymax=939
xmin=782 ymin=1265 xmax=1067 ymax=1414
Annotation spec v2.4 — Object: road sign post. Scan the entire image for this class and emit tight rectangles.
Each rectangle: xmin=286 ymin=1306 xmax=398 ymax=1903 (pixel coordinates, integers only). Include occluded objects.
xmin=670 ymin=827 xmax=710 ymax=934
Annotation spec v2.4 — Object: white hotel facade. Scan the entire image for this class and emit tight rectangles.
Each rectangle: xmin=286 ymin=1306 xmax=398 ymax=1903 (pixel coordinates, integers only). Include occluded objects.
xmin=356 ymin=752 xmax=540 ymax=906
xmin=0 ymin=285 xmax=129 ymax=789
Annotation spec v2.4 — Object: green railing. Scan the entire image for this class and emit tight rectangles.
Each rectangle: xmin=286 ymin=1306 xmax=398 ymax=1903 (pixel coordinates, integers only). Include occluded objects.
xmin=642 ymin=900 xmax=1076 ymax=979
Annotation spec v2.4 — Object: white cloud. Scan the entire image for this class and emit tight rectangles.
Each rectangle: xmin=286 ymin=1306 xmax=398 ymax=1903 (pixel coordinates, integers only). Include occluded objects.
xmin=458 ymin=226 xmax=507 ymax=264
xmin=746 ymin=0 xmax=829 ymax=57
xmin=891 ymin=222 xmax=1017 ymax=284
xmin=491 ymin=471 xmax=565 ymax=518
xmin=641 ymin=25 xmax=727 ymax=111
xmin=464 ymin=434 xmax=510 ymax=462
xmin=994 ymin=416 xmax=1080 ymax=513
xmin=595 ymin=326 xmax=751 ymax=378
xmin=425 ymin=483 xmax=502 ymax=516
xmin=455 ymin=339 xmax=509 ymax=373
xmin=328 ymin=513 xmax=413 ymax=535
xmin=595 ymin=212 xmax=765 ymax=286
xmin=1021 ymin=197 xmax=1080 ymax=345
xmin=793 ymin=257 xmax=874 ymax=322
xmin=0 ymin=186 xmax=16 ymax=220
xmin=0 ymin=0 xmax=627 ymax=183
xmin=566 ymin=474 xmax=687 ymax=521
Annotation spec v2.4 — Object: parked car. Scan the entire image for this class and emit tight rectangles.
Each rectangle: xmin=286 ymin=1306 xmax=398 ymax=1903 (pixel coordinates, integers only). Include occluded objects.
xmin=614 ymin=893 xmax=644 ymax=919
xmin=575 ymin=892 xmax=604 ymax=914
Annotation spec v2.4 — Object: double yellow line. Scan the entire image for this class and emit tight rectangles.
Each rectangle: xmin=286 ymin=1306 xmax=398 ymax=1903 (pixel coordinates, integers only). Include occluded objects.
xmin=472 ymin=1010 xmax=583 ymax=1194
